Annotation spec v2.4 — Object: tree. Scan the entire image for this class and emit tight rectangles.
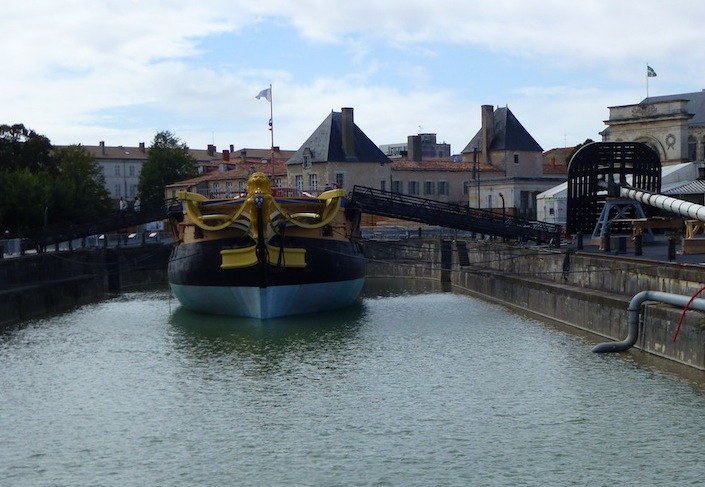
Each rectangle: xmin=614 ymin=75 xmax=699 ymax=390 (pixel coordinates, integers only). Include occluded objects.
xmin=51 ymin=145 xmax=112 ymax=222
xmin=566 ymin=139 xmax=594 ymax=166
xmin=138 ymin=131 xmax=198 ymax=206
xmin=0 ymin=168 xmax=52 ymax=233
xmin=0 ymin=123 xmax=55 ymax=174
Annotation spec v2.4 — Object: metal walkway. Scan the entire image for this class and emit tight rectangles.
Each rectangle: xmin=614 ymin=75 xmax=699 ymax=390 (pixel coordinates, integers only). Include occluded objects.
xmin=349 ymin=186 xmax=562 ymax=244
xmin=18 ymin=199 xmax=179 ymax=251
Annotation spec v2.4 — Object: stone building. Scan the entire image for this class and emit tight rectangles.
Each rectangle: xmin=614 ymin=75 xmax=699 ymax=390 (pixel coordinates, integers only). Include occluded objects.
xmin=600 ymin=89 xmax=705 ymax=202
xmin=286 ymin=107 xmax=391 ymax=192
xmin=601 ymin=90 xmax=705 ymax=167
xmin=459 ymin=105 xmax=567 ymax=219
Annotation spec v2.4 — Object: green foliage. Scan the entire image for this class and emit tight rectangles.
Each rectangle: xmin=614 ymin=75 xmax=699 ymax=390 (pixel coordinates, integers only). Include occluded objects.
xmin=0 ymin=123 xmax=55 ymax=173
xmin=138 ymin=131 xmax=198 ymax=206
xmin=0 ymin=168 xmax=52 ymax=233
xmin=51 ymin=145 xmax=112 ymax=221
xmin=566 ymin=139 xmax=594 ymax=166
xmin=0 ymin=127 xmax=113 ymax=233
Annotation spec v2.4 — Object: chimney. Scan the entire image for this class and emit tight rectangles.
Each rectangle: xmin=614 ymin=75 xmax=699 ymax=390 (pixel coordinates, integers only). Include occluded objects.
xmin=240 ymin=149 xmax=247 ymax=165
xmin=230 ymin=144 xmax=234 ymax=152
xmin=341 ymin=107 xmax=357 ymax=161
xmin=481 ymin=105 xmax=494 ymax=164
xmin=407 ymin=135 xmax=422 ymax=162
xmin=99 ymin=140 xmax=105 ymax=155
xmin=223 ymin=149 xmax=230 ymax=162
xmin=139 ymin=142 xmax=145 ymax=153
xmin=207 ymin=144 xmax=216 ymax=156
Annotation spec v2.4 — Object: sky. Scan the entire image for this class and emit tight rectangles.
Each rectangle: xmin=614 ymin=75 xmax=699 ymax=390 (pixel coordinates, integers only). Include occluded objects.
xmin=4 ymin=0 xmax=705 ymax=156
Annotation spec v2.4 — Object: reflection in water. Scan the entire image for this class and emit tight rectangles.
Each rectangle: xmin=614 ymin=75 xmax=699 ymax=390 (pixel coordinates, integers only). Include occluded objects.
xmin=168 ymin=301 xmax=366 ymax=375
xmin=362 ymin=276 xmax=446 ymax=298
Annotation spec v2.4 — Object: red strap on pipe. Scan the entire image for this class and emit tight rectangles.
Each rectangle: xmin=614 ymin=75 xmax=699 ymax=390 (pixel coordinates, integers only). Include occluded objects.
xmin=673 ymin=285 xmax=705 ymax=342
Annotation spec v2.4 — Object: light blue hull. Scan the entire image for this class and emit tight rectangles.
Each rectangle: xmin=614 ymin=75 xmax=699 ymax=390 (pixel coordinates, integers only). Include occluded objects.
xmin=170 ymin=278 xmax=366 ymax=320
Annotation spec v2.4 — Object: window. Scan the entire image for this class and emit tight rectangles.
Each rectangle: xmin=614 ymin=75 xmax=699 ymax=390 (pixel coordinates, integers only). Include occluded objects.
xmin=424 ymin=181 xmax=435 ymax=195
xmin=114 ymin=164 xmax=121 ymax=176
xmin=225 ymin=181 xmax=233 ymax=198
xmin=438 ymin=180 xmax=448 ymax=196
xmin=129 ymin=165 xmax=135 ymax=177
xmin=487 ymin=194 xmax=493 ymax=208
xmin=380 ymin=180 xmax=386 ymax=191
xmin=274 ymin=177 xmax=282 ymax=188
xmin=114 ymin=184 xmax=121 ymax=197
xmin=463 ymin=180 xmax=470 ymax=195
xmin=213 ymin=182 xmax=220 ymax=198
xmin=392 ymin=180 xmax=402 ymax=193
xmin=130 ymin=184 xmax=137 ymax=198
xmin=303 ymin=148 xmax=312 ymax=169
xmin=335 ymin=172 xmax=345 ymax=188
xmin=239 ymin=180 xmax=246 ymax=192
xmin=295 ymin=175 xmax=304 ymax=191
xmin=688 ymin=136 xmax=697 ymax=161
xmin=408 ymin=181 xmax=419 ymax=196
xmin=309 ymin=173 xmax=318 ymax=192
xmin=513 ymin=153 xmax=519 ymax=164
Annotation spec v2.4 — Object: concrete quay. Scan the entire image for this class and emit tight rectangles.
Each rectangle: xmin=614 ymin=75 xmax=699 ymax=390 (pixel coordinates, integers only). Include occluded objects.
xmin=365 ymin=238 xmax=705 ymax=371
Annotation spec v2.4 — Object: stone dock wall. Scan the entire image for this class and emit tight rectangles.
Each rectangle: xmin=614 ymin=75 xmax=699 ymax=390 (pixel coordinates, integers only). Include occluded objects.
xmin=365 ymin=239 xmax=705 ymax=370
xmin=4 ymin=239 xmax=705 ymax=371
xmin=0 ymin=246 xmax=171 ymax=328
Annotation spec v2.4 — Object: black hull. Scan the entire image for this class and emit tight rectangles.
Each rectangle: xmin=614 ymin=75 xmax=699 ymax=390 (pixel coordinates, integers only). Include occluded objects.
xmin=168 ymin=236 xmax=366 ymax=288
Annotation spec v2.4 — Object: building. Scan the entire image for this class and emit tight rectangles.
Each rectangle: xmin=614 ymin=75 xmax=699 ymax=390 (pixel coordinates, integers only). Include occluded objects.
xmin=380 ymin=133 xmax=451 ymax=160
xmin=459 ymin=105 xmax=567 ymax=219
xmin=77 ymin=141 xmax=294 ymax=206
xmin=163 ymin=147 xmax=295 ymax=200
xmin=287 ymin=107 xmax=391 ymax=192
xmin=537 ymin=89 xmax=705 ymax=227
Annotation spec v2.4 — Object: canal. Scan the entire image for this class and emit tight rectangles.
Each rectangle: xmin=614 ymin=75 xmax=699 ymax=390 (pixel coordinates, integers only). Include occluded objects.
xmin=2 ymin=279 xmax=705 ymax=486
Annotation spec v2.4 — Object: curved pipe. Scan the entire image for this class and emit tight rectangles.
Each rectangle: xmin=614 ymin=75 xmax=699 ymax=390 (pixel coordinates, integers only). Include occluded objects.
xmin=620 ymin=187 xmax=705 ymax=222
xmin=592 ymin=290 xmax=705 ymax=353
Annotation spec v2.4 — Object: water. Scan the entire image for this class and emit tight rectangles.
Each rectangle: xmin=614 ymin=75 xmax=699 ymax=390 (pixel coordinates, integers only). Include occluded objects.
xmin=2 ymin=280 xmax=705 ymax=486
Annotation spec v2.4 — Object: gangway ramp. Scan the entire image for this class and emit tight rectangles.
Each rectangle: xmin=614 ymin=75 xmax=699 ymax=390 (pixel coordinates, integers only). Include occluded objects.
xmin=19 ymin=198 xmax=179 ymax=251
xmin=349 ymin=186 xmax=562 ymax=244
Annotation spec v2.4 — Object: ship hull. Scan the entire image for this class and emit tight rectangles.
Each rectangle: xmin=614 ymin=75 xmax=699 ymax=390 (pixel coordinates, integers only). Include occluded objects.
xmin=168 ymin=236 xmax=366 ymax=319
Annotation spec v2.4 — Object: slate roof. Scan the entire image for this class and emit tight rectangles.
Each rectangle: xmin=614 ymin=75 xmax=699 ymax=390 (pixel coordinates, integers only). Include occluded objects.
xmin=661 ymin=178 xmax=705 ymax=195
xmin=461 ymin=106 xmax=543 ymax=154
xmin=287 ymin=110 xmax=391 ymax=165
xmin=642 ymin=90 xmax=705 ymax=126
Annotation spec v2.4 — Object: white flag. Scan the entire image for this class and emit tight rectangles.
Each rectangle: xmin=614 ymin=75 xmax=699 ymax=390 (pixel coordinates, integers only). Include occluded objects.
xmin=647 ymin=65 xmax=657 ymax=78
xmin=256 ymin=88 xmax=271 ymax=102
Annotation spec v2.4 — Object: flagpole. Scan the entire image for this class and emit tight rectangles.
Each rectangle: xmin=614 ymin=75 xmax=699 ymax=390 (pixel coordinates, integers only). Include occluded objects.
xmin=646 ymin=63 xmax=649 ymax=99
xmin=269 ymin=83 xmax=274 ymax=178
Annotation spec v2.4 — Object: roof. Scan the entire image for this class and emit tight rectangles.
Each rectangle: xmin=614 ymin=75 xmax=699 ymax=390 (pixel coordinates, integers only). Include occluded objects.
xmin=288 ymin=110 xmax=390 ymax=165
xmin=165 ymin=158 xmax=289 ymax=189
xmin=462 ymin=106 xmax=543 ymax=154
xmin=661 ymin=179 xmax=705 ymax=195
xmin=391 ymin=159 xmax=498 ymax=173
xmin=641 ymin=90 xmax=705 ymax=126
xmin=537 ymin=162 xmax=698 ymax=200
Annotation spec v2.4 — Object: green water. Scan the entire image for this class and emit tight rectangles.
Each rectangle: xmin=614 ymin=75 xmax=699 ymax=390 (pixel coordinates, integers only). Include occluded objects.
xmin=2 ymin=279 xmax=705 ymax=486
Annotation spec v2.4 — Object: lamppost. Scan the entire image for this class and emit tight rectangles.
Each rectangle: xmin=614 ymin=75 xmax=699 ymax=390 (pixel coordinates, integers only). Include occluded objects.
xmin=473 ymin=146 xmax=480 ymax=208
xmin=499 ymin=193 xmax=506 ymax=221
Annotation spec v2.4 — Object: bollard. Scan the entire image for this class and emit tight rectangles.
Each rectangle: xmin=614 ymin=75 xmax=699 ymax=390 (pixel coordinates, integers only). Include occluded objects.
xmin=618 ymin=236 xmax=627 ymax=253
xmin=634 ymin=234 xmax=642 ymax=256
xmin=668 ymin=237 xmax=676 ymax=261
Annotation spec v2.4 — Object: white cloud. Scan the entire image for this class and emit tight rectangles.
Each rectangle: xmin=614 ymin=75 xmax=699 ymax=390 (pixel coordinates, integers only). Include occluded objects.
xmin=2 ymin=0 xmax=704 ymax=155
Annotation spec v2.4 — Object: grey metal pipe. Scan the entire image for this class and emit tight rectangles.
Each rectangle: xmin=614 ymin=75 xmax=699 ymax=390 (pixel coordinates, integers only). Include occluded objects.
xmin=592 ymin=290 xmax=705 ymax=353
xmin=620 ymin=187 xmax=705 ymax=222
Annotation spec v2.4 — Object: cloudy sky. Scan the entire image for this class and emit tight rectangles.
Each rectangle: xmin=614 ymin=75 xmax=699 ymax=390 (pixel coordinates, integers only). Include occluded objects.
xmin=3 ymin=1 xmax=704 ymax=155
